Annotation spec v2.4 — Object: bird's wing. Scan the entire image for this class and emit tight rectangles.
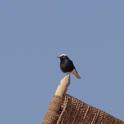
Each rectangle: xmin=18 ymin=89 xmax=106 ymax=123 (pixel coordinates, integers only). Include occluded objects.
xmin=71 ymin=69 xmax=81 ymax=79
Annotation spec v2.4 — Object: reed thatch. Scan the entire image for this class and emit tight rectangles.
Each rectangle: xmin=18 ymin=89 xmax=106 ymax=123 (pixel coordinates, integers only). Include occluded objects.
xmin=42 ymin=94 xmax=124 ymax=124
xmin=42 ymin=75 xmax=124 ymax=124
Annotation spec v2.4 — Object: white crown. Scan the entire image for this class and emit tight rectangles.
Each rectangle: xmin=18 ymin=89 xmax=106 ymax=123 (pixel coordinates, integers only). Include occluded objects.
xmin=58 ymin=53 xmax=67 ymax=57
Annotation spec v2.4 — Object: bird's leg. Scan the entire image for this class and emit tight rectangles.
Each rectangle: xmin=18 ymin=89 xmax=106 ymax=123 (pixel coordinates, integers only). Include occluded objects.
xmin=65 ymin=72 xmax=70 ymax=83
xmin=66 ymin=72 xmax=69 ymax=75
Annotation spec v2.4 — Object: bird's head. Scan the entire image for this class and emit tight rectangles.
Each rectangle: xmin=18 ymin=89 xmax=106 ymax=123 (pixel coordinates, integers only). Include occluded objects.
xmin=57 ymin=53 xmax=69 ymax=60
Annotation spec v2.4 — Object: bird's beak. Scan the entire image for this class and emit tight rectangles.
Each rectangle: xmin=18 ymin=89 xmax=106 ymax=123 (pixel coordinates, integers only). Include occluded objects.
xmin=57 ymin=56 xmax=60 ymax=58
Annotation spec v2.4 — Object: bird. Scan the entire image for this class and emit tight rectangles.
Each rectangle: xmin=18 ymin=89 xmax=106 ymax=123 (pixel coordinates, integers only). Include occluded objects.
xmin=57 ymin=53 xmax=81 ymax=79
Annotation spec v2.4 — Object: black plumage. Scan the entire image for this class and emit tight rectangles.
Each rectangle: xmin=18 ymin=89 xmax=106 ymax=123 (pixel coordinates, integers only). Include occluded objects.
xmin=58 ymin=54 xmax=80 ymax=79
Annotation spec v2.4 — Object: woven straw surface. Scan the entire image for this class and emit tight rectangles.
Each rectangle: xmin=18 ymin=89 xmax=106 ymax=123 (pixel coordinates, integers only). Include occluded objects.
xmin=42 ymin=94 xmax=124 ymax=124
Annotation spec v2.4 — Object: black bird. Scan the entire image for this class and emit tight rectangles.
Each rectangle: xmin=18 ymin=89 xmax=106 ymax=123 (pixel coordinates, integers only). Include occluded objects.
xmin=58 ymin=54 xmax=81 ymax=79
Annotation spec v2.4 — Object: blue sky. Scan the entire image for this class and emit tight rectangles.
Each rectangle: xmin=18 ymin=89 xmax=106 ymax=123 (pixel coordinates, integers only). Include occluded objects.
xmin=0 ymin=0 xmax=124 ymax=124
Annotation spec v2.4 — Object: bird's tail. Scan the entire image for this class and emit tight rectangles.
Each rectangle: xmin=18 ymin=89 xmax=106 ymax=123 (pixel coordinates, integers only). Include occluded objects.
xmin=71 ymin=69 xmax=81 ymax=79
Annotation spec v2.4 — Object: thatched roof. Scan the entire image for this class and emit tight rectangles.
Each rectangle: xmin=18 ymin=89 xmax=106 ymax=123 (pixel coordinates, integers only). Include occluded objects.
xmin=42 ymin=75 xmax=124 ymax=124
xmin=42 ymin=94 xmax=124 ymax=124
